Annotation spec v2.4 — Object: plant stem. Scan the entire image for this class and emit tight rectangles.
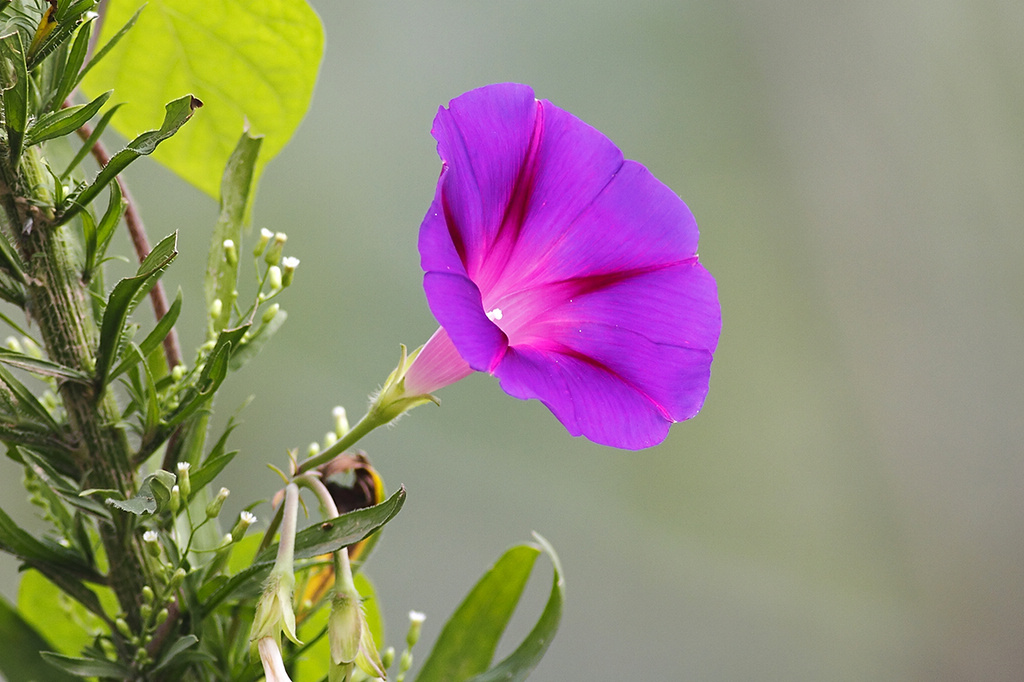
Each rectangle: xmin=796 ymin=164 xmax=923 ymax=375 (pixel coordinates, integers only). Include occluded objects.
xmin=0 ymin=145 xmax=153 ymax=634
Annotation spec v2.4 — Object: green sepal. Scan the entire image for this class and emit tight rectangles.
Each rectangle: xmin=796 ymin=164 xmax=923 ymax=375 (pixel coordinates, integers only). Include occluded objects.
xmin=26 ymin=90 xmax=111 ymax=146
xmin=95 ymin=231 xmax=177 ymax=388
xmin=58 ymin=95 xmax=200 ymax=226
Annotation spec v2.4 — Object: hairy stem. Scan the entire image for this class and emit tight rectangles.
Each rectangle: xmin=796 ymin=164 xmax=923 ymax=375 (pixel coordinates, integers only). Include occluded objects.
xmin=0 ymin=145 xmax=152 ymax=634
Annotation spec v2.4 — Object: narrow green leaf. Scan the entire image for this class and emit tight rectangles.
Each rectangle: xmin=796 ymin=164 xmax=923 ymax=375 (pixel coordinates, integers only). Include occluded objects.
xmin=0 ymin=348 xmax=90 ymax=382
xmin=76 ymin=5 xmax=143 ymax=83
xmin=0 ymin=31 xmax=29 ymax=163
xmin=80 ymin=0 xmax=323 ymax=198
xmin=415 ymin=545 xmax=539 ymax=682
xmin=0 ymin=594 xmax=78 ymax=682
xmin=150 ymin=634 xmax=200 ymax=673
xmin=27 ymin=90 xmax=111 ymax=145
xmin=198 ymin=488 xmax=405 ymax=618
xmin=92 ymin=179 xmax=126 ymax=268
xmin=0 ymin=363 xmax=60 ymax=430
xmin=26 ymin=1 xmax=95 ymax=70
xmin=264 ymin=486 xmax=407 ymax=563
xmin=95 ymin=231 xmax=177 ymax=387
xmin=41 ymin=652 xmax=130 ymax=678
xmin=59 ymin=96 xmax=200 ymax=225
xmin=48 ymin=14 xmax=94 ymax=111
xmin=108 ymin=288 xmax=181 ymax=381
xmin=187 ymin=450 xmax=237 ymax=498
xmin=0 ymin=505 xmax=99 ymax=581
xmin=206 ymin=132 xmax=262 ymax=332
xmin=62 ymin=102 xmax=122 ymax=179
xmin=464 ymin=534 xmax=565 ymax=682
xmin=17 ymin=569 xmax=104 ymax=657
xmin=228 ymin=308 xmax=286 ymax=371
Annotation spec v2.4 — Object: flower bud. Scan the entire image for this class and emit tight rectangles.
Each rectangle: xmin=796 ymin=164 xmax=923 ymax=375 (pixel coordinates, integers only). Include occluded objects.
xmin=143 ymin=530 xmax=161 ymax=558
xmin=209 ymin=298 xmax=223 ymax=321
xmin=171 ymin=364 xmax=186 ymax=381
xmin=5 ymin=336 xmax=21 ymax=353
xmin=140 ymin=603 xmax=152 ymax=622
xmin=264 ymin=232 xmax=287 ymax=266
xmin=206 ymin=487 xmax=230 ymax=519
xmin=323 ymin=431 xmax=338 ymax=448
xmin=307 ymin=442 xmax=320 ymax=458
xmin=262 ymin=303 xmax=280 ymax=324
xmin=231 ymin=511 xmax=257 ymax=543
xmin=281 ymin=256 xmax=299 ymax=287
xmin=267 ymin=265 xmax=283 ymax=292
xmin=222 ymin=239 xmax=238 ymax=266
xmin=406 ymin=610 xmax=426 ymax=648
xmin=253 ymin=228 xmax=273 ymax=257
xmin=169 ymin=485 xmax=181 ymax=514
xmin=176 ymin=463 xmax=191 ymax=500
xmin=115 ymin=617 xmax=132 ymax=639
xmin=155 ymin=608 xmax=169 ymax=626
xmin=169 ymin=567 xmax=187 ymax=591
xmin=142 ymin=586 xmax=155 ymax=604
xmin=332 ymin=406 xmax=349 ymax=437
xmin=20 ymin=336 xmax=42 ymax=359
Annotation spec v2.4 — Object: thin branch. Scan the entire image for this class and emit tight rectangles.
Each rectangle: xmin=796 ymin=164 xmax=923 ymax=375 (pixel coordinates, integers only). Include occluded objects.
xmin=73 ymin=118 xmax=183 ymax=370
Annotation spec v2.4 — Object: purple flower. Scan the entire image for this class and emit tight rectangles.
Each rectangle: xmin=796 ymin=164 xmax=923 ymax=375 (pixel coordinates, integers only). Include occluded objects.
xmin=404 ymin=83 xmax=720 ymax=450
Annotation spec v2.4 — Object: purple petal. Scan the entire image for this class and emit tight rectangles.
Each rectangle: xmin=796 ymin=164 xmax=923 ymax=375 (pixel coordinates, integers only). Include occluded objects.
xmin=418 ymin=83 xmax=722 ymax=449
xmin=494 ymin=345 xmax=674 ymax=450
xmin=426 ymin=84 xmax=538 ymax=282
xmin=422 ymin=271 xmax=507 ymax=372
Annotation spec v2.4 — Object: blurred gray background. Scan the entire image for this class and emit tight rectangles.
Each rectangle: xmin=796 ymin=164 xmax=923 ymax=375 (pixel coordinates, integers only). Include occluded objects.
xmin=3 ymin=1 xmax=1023 ymax=680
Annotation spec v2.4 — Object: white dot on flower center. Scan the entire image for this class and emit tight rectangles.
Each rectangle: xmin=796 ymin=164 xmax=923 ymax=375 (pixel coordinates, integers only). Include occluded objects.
xmin=486 ymin=307 xmax=503 ymax=321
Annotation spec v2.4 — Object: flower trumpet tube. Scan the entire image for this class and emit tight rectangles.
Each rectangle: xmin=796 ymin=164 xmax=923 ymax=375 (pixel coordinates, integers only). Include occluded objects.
xmin=405 ymin=83 xmax=721 ymax=450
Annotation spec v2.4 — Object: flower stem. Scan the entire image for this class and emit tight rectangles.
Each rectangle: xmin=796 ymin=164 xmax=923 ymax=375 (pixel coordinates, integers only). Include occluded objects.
xmin=294 ymin=410 xmax=383 ymax=475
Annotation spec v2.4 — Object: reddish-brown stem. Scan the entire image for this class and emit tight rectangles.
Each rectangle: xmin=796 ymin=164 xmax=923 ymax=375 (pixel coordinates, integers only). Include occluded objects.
xmin=73 ymin=120 xmax=183 ymax=370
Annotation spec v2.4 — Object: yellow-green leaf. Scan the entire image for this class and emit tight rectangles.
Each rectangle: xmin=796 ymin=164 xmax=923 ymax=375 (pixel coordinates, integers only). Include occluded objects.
xmin=81 ymin=0 xmax=324 ymax=198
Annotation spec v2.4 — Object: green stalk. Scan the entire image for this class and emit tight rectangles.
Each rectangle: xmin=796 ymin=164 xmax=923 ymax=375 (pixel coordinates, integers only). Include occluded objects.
xmin=0 ymin=146 xmax=153 ymax=636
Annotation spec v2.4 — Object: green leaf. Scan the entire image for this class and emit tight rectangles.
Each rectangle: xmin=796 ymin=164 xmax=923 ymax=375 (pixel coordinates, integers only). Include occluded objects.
xmin=262 ymin=486 xmax=407 ymax=564
xmin=40 ymin=652 xmax=131 ymax=678
xmin=95 ymin=231 xmax=177 ymax=387
xmin=0 ymin=593 xmax=78 ymax=682
xmin=59 ymin=96 xmax=200 ymax=225
xmin=415 ymin=545 xmax=538 ymax=682
xmin=80 ymin=0 xmax=324 ymax=198
xmin=26 ymin=90 xmax=110 ymax=145
xmin=0 ymin=31 xmax=29 ymax=163
xmin=206 ymin=131 xmax=262 ymax=333
xmin=417 ymin=534 xmax=565 ymax=682
xmin=108 ymin=288 xmax=181 ymax=381
xmin=228 ymin=308 xmax=286 ymax=371
xmin=0 ymin=348 xmax=90 ymax=382
xmin=17 ymin=569 xmax=100 ymax=657
xmin=197 ymin=487 xmax=406 ymax=618
xmin=150 ymin=634 xmax=200 ymax=673
xmin=0 ymin=505 xmax=100 ymax=582
xmin=0 ymin=363 xmax=60 ymax=430
xmin=47 ymin=13 xmax=94 ymax=112
xmin=106 ymin=470 xmax=174 ymax=515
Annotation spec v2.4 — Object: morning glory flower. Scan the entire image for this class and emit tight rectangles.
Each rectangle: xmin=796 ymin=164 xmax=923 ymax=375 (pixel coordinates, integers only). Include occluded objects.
xmin=390 ymin=83 xmax=717 ymax=451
